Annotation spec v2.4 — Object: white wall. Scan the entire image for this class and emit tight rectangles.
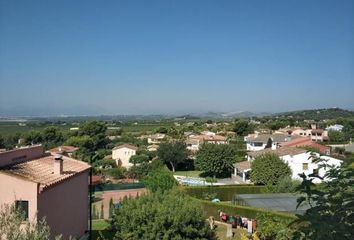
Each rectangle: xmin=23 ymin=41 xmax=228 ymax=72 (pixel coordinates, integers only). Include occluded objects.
xmin=246 ymin=142 xmax=266 ymax=151
xmin=281 ymin=153 xmax=341 ymax=183
xmin=112 ymin=147 xmax=136 ymax=168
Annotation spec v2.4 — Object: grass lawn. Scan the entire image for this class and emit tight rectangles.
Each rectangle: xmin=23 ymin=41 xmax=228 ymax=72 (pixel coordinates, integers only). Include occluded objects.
xmin=91 ymin=219 xmax=115 ymax=240
xmin=215 ymin=223 xmax=249 ymax=240
xmin=173 ymin=170 xmax=203 ymax=177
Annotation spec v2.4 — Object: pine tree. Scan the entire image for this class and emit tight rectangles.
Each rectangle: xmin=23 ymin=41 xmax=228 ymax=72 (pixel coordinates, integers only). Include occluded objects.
xmin=100 ymin=202 xmax=104 ymax=219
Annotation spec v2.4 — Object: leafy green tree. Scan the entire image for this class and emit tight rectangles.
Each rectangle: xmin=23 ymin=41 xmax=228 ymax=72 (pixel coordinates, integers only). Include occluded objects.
xmin=127 ymin=160 xmax=165 ymax=180
xmin=110 ymin=190 xmax=216 ymax=240
xmin=195 ymin=144 xmax=236 ymax=178
xmin=157 ymin=142 xmax=187 ymax=172
xmin=143 ymin=168 xmax=177 ymax=193
xmin=92 ymin=205 xmax=97 ymax=219
xmin=100 ymin=202 xmax=104 ymax=219
xmin=154 ymin=126 xmax=168 ymax=134
xmin=65 ymin=135 xmax=94 ymax=149
xmin=41 ymin=126 xmax=64 ymax=148
xmin=129 ymin=154 xmax=149 ymax=165
xmin=266 ymin=176 xmax=301 ymax=193
xmin=104 ymin=167 xmax=126 ymax=180
xmin=291 ymin=160 xmax=354 ymax=239
xmin=256 ymin=213 xmax=293 ymax=240
xmin=0 ymin=136 xmax=5 ymax=148
xmin=79 ymin=121 xmax=107 ymax=137
xmin=250 ymin=153 xmax=291 ymax=185
xmin=22 ymin=130 xmax=43 ymax=145
xmin=109 ymin=198 xmax=114 ymax=219
xmin=79 ymin=121 xmax=108 ymax=149
xmin=233 ymin=119 xmax=254 ymax=136
xmin=328 ymin=130 xmax=346 ymax=143
xmin=0 ymin=204 xmax=61 ymax=240
xmin=92 ymin=159 xmax=117 ymax=169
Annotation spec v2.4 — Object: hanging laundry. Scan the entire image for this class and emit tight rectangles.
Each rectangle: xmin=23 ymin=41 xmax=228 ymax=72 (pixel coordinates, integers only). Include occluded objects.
xmin=242 ymin=217 xmax=248 ymax=228
xmin=252 ymin=219 xmax=257 ymax=232
xmin=247 ymin=220 xmax=252 ymax=233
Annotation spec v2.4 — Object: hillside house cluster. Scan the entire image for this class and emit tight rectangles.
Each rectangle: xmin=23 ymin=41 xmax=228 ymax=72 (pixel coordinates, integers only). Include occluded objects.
xmin=276 ymin=124 xmax=329 ymax=142
xmin=186 ymin=131 xmax=228 ymax=152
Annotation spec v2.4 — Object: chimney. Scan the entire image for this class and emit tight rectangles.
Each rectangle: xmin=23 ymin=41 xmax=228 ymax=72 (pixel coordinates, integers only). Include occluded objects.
xmin=54 ymin=154 xmax=63 ymax=175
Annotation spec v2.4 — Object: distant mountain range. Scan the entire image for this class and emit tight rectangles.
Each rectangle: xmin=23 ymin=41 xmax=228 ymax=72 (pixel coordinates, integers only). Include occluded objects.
xmin=1 ymin=108 xmax=353 ymax=121
xmin=271 ymin=108 xmax=354 ymax=120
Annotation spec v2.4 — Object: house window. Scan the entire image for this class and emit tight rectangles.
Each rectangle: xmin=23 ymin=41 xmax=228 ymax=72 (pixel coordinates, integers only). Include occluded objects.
xmin=313 ymin=168 xmax=319 ymax=176
xmin=302 ymin=163 xmax=309 ymax=171
xmin=15 ymin=200 xmax=29 ymax=220
xmin=253 ymin=142 xmax=263 ymax=147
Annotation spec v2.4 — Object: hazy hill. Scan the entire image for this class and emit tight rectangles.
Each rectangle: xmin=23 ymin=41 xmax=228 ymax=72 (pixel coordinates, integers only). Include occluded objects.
xmin=272 ymin=108 xmax=354 ymax=120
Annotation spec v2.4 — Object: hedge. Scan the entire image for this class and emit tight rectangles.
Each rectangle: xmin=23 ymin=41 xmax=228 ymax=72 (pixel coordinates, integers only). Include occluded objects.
xmin=94 ymin=183 xmax=145 ymax=192
xmin=195 ymin=198 xmax=297 ymax=222
xmin=184 ymin=184 xmax=267 ymax=201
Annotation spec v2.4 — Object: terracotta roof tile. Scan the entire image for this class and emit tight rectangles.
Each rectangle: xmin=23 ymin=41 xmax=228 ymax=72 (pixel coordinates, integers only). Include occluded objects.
xmin=233 ymin=161 xmax=251 ymax=171
xmin=248 ymin=147 xmax=307 ymax=158
xmin=0 ymin=154 xmax=90 ymax=192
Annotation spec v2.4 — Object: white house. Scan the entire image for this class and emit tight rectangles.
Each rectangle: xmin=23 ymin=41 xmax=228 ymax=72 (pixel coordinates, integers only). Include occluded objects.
xmin=147 ymin=134 xmax=166 ymax=144
xmin=326 ymin=124 xmax=344 ymax=132
xmin=234 ymin=147 xmax=342 ymax=183
xmin=112 ymin=144 xmax=138 ymax=169
xmin=147 ymin=144 xmax=159 ymax=152
xmin=244 ymin=133 xmax=300 ymax=151
xmin=186 ymin=134 xmax=227 ymax=152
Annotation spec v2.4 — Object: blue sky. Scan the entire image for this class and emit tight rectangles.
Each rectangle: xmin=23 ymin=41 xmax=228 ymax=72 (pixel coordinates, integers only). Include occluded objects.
xmin=0 ymin=0 xmax=353 ymax=116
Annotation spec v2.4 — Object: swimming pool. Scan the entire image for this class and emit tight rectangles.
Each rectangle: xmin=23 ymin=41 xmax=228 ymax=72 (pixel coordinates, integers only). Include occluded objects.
xmin=175 ymin=176 xmax=206 ymax=186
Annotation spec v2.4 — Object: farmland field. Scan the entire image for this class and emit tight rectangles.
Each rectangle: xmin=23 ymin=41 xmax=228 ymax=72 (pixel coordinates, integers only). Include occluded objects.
xmin=0 ymin=121 xmax=74 ymax=136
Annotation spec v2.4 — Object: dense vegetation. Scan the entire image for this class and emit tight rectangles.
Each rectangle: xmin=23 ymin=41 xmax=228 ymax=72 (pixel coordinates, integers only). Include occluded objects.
xmin=250 ymin=153 xmax=292 ymax=185
xmin=0 ymin=204 xmax=59 ymax=240
xmin=272 ymin=108 xmax=354 ymax=121
xmin=195 ymin=144 xmax=237 ymax=178
xmin=291 ymin=158 xmax=354 ymax=239
xmin=109 ymin=190 xmax=216 ymax=240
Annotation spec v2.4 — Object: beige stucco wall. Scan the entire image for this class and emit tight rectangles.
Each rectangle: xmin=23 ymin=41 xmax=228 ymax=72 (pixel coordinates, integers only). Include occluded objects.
xmin=0 ymin=173 xmax=39 ymax=221
xmin=112 ymin=147 xmax=136 ymax=168
xmin=37 ymin=171 xmax=89 ymax=240
xmin=0 ymin=145 xmax=44 ymax=167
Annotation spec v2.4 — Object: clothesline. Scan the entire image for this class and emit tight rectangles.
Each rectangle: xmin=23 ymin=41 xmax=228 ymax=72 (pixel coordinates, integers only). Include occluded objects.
xmin=219 ymin=210 xmax=257 ymax=233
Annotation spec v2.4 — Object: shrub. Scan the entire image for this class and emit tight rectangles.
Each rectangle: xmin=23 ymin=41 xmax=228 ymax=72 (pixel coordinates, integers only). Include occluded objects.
xmin=266 ymin=176 xmax=301 ymax=193
xmin=195 ymin=144 xmax=237 ymax=178
xmin=110 ymin=190 xmax=216 ymax=239
xmin=250 ymin=153 xmax=291 ymax=185
xmin=256 ymin=213 xmax=294 ymax=239
xmin=92 ymin=159 xmax=117 ymax=169
xmin=104 ymin=167 xmax=126 ymax=180
xmin=142 ymin=169 xmax=177 ymax=193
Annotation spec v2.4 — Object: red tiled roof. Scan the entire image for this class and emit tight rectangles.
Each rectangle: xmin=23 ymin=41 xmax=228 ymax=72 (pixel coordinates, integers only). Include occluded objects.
xmin=248 ymin=147 xmax=307 ymax=158
xmin=234 ymin=161 xmax=251 ymax=171
xmin=0 ymin=153 xmax=90 ymax=192
xmin=281 ymin=137 xmax=329 ymax=154
xmin=189 ymin=134 xmax=227 ymax=142
xmin=91 ymin=175 xmax=103 ymax=185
